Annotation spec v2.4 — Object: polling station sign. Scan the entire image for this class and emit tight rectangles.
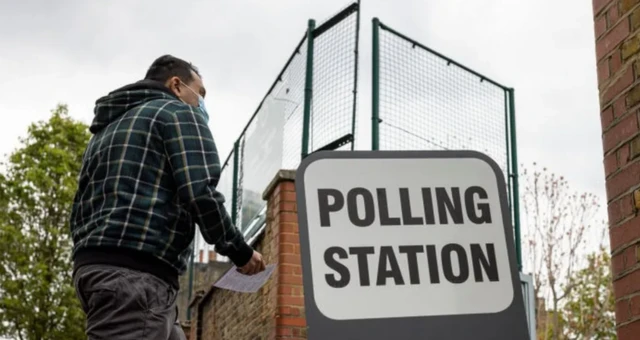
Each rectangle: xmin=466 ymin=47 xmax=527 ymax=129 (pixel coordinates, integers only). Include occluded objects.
xmin=295 ymin=150 xmax=530 ymax=340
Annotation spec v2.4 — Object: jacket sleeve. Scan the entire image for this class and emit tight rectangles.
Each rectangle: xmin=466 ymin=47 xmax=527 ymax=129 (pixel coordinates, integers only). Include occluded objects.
xmin=161 ymin=106 xmax=253 ymax=267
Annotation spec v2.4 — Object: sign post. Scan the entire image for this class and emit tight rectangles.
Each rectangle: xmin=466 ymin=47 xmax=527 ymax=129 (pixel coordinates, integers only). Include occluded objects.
xmin=296 ymin=150 xmax=530 ymax=340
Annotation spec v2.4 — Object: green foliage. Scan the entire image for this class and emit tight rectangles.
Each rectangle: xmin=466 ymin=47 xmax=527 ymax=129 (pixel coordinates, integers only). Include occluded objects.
xmin=0 ymin=104 xmax=90 ymax=340
xmin=537 ymin=310 xmax=567 ymax=340
xmin=562 ymin=248 xmax=616 ymax=340
xmin=522 ymin=163 xmax=615 ymax=339
xmin=534 ymin=249 xmax=616 ymax=340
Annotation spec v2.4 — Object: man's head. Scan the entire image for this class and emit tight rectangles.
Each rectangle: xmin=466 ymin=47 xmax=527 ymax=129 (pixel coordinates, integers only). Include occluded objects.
xmin=144 ymin=55 xmax=206 ymax=107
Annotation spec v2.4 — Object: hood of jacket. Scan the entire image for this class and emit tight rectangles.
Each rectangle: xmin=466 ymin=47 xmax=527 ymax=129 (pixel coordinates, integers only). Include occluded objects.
xmin=90 ymin=80 xmax=178 ymax=134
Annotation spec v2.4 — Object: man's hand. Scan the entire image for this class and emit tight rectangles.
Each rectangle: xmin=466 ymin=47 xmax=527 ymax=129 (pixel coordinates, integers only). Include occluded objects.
xmin=237 ymin=250 xmax=266 ymax=275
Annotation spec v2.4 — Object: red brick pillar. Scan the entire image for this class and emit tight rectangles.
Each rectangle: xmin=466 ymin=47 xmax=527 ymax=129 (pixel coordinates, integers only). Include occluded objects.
xmin=263 ymin=170 xmax=307 ymax=339
xmin=593 ymin=0 xmax=640 ymax=338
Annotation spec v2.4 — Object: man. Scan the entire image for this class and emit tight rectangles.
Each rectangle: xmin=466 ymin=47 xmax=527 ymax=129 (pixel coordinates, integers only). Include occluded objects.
xmin=69 ymin=55 xmax=265 ymax=339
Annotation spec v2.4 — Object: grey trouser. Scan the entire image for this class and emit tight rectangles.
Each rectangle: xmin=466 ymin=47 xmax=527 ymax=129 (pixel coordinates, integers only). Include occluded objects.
xmin=73 ymin=264 xmax=187 ymax=340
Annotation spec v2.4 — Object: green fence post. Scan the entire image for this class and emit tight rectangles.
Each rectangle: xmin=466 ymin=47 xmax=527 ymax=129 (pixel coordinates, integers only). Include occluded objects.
xmin=302 ymin=19 xmax=316 ymax=159
xmin=508 ymin=88 xmax=522 ymax=272
xmin=350 ymin=1 xmax=361 ymax=151
xmin=504 ymin=90 xmax=512 ymax=209
xmin=231 ymin=140 xmax=240 ymax=225
xmin=372 ymin=17 xmax=380 ymax=151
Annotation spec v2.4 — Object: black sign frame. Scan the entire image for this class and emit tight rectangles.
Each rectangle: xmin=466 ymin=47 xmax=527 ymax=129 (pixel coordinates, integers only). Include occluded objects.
xmin=295 ymin=150 xmax=530 ymax=340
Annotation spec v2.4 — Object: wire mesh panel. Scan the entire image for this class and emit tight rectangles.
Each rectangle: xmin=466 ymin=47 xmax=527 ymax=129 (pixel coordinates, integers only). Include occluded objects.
xmin=218 ymin=153 xmax=235 ymax=219
xmin=236 ymin=2 xmax=360 ymax=239
xmin=189 ymin=3 xmax=361 ymax=300
xmin=237 ymin=98 xmax=287 ymax=235
xmin=193 ymin=151 xmax=235 ymax=261
xmin=376 ymin=23 xmax=510 ymax=178
xmin=310 ymin=2 xmax=359 ymax=152
xmin=281 ymin=38 xmax=309 ymax=170
xmin=225 ymin=1 xmax=360 ymax=239
xmin=187 ymin=3 xmax=362 ymax=319
xmin=229 ymin=37 xmax=307 ymax=239
xmin=372 ymin=19 xmax=522 ymax=270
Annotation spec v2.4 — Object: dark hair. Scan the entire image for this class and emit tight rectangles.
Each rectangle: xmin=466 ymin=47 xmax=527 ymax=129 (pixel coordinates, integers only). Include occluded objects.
xmin=144 ymin=54 xmax=201 ymax=84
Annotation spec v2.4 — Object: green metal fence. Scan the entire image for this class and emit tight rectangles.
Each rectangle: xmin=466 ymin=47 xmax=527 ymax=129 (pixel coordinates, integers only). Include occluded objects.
xmin=186 ymin=2 xmax=361 ymax=320
xmin=234 ymin=1 xmax=360 ymax=240
xmin=371 ymin=18 xmax=522 ymax=270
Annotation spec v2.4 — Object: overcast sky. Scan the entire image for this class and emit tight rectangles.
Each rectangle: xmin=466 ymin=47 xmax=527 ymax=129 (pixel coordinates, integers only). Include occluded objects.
xmin=0 ymin=0 xmax=602 ymax=201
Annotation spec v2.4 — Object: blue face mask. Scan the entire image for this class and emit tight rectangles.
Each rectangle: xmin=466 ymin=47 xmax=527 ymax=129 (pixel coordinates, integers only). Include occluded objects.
xmin=197 ymin=96 xmax=209 ymax=124
xmin=181 ymin=82 xmax=209 ymax=124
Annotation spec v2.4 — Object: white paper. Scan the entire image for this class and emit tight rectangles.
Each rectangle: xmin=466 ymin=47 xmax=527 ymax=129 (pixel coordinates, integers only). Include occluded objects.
xmin=213 ymin=264 xmax=276 ymax=293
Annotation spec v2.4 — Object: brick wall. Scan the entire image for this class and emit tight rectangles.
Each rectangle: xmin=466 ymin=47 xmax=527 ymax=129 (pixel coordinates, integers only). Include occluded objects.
xmin=188 ymin=170 xmax=306 ymax=340
xmin=177 ymin=257 xmax=232 ymax=324
xmin=593 ymin=0 xmax=640 ymax=338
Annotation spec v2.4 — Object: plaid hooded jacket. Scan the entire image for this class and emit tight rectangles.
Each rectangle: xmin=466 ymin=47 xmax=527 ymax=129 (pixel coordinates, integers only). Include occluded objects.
xmin=69 ymin=80 xmax=253 ymax=288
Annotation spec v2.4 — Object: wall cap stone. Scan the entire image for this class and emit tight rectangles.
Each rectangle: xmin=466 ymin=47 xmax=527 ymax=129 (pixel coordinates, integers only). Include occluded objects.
xmin=188 ymin=290 xmax=206 ymax=309
xmin=262 ymin=169 xmax=296 ymax=200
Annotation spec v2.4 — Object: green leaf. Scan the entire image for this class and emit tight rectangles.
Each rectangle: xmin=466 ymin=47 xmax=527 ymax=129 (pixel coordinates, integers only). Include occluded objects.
xmin=561 ymin=249 xmax=617 ymax=339
xmin=0 ymin=104 xmax=90 ymax=340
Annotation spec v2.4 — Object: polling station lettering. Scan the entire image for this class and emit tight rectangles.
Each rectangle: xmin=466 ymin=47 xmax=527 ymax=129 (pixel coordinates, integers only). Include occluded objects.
xmin=317 ymin=186 xmax=501 ymax=288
